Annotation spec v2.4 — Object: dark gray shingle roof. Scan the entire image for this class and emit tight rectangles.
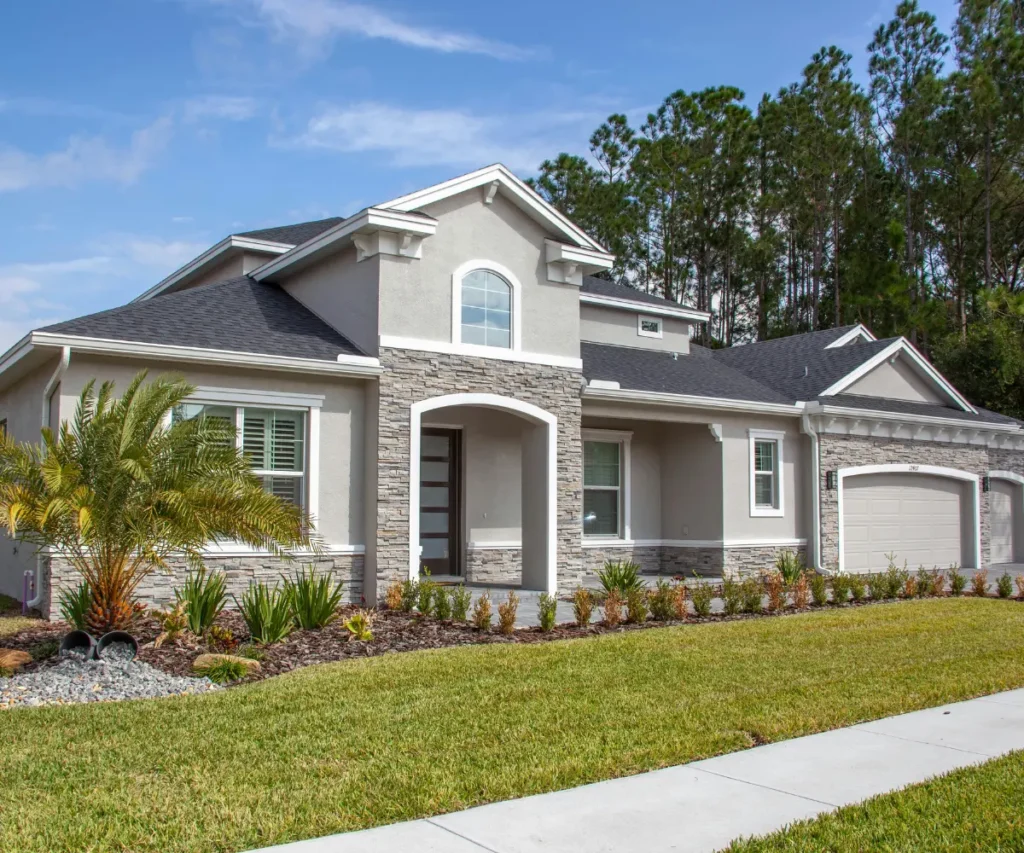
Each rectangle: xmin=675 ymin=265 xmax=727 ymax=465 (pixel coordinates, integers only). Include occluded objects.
xmin=820 ymin=394 xmax=1019 ymax=426
xmin=582 ymin=342 xmax=791 ymax=404
xmin=581 ymin=276 xmax=702 ymax=313
xmin=42 ymin=277 xmax=366 ymax=360
xmin=236 ymin=217 xmax=345 ymax=245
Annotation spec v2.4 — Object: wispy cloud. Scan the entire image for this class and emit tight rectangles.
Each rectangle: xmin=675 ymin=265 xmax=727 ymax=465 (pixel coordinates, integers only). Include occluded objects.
xmin=111 ymin=236 xmax=209 ymax=269
xmin=0 ymin=96 xmax=134 ymax=123
xmin=0 ymin=116 xmax=172 ymax=193
xmin=283 ymin=102 xmax=595 ymax=172
xmin=182 ymin=94 xmax=260 ymax=123
xmin=208 ymin=0 xmax=535 ymax=61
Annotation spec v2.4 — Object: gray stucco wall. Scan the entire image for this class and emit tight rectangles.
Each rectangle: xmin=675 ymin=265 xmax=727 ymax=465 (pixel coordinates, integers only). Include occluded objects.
xmin=580 ymin=304 xmax=691 ymax=354
xmin=845 ymin=355 xmax=946 ymax=404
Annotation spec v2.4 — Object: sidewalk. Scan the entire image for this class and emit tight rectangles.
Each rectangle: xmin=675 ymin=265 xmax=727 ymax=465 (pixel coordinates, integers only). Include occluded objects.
xmin=254 ymin=688 xmax=1024 ymax=853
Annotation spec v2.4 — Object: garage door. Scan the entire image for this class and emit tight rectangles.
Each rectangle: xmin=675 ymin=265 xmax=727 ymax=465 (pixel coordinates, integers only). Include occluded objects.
xmin=990 ymin=480 xmax=1016 ymax=564
xmin=843 ymin=473 xmax=966 ymax=572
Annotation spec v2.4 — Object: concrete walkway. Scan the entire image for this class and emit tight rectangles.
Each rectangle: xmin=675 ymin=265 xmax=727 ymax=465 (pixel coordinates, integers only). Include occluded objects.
xmin=253 ymin=688 xmax=1024 ymax=853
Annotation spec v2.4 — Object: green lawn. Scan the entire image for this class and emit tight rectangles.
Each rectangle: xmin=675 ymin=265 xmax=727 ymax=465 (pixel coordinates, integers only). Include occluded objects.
xmin=1 ymin=599 xmax=1023 ymax=853
xmin=729 ymin=750 xmax=1024 ymax=852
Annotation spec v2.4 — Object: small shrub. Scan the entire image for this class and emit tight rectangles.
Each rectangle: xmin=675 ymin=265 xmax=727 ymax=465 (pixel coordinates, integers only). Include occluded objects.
xmin=972 ymin=570 xmax=989 ymax=597
xmin=830 ymin=572 xmax=851 ymax=606
xmin=867 ymin=573 xmax=886 ymax=601
xmin=625 ymin=588 xmax=650 ymax=624
xmin=59 ymin=581 xmax=91 ymax=630
xmin=1016 ymin=575 xmax=1024 ymax=600
xmin=383 ymin=581 xmax=403 ymax=611
xmin=206 ymin=625 xmax=237 ymax=653
xmin=792 ymin=573 xmax=810 ymax=609
xmin=399 ymin=579 xmax=418 ymax=613
xmin=996 ymin=572 xmax=1013 ymax=599
xmin=949 ymin=566 xmax=966 ymax=596
xmin=649 ymin=579 xmax=677 ymax=621
xmin=603 ymin=589 xmax=623 ymax=627
xmin=344 ymin=610 xmax=374 ymax=641
xmin=883 ymin=557 xmax=908 ymax=599
xmin=722 ymin=577 xmax=742 ymax=616
xmin=197 ymin=658 xmax=248 ymax=684
xmin=235 ymin=582 xmax=293 ymax=645
xmin=775 ymin=550 xmax=805 ymax=585
xmin=284 ymin=567 xmax=343 ymax=630
xmin=809 ymin=572 xmax=828 ymax=606
xmin=537 ymin=593 xmax=558 ymax=631
xmin=472 ymin=592 xmax=493 ymax=631
xmin=573 ymin=587 xmax=594 ymax=626
xmin=153 ymin=602 xmax=190 ymax=648
xmin=929 ymin=570 xmax=945 ymax=596
xmin=416 ymin=575 xmax=437 ymax=616
xmin=913 ymin=566 xmax=930 ymax=597
xmin=30 ymin=640 xmax=59 ymax=661
xmin=741 ymin=577 xmax=763 ymax=614
xmin=902 ymin=574 xmax=918 ymax=599
xmin=848 ymin=573 xmax=866 ymax=603
xmin=237 ymin=645 xmax=266 ymax=662
xmin=497 ymin=591 xmax=519 ymax=635
xmin=597 ymin=560 xmax=645 ymax=595
xmin=690 ymin=578 xmax=713 ymax=617
xmin=451 ymin=586 xmax=472 ymax=621
xmin=176 ymin=568 xmax=227 ymax=636
xmin=433 ymin=585 xmax=452 ymax=620
xmin=671 ymin=582 xmax=688 ymax=620
xmin=764 ymin=571 xmax=785 ymax=613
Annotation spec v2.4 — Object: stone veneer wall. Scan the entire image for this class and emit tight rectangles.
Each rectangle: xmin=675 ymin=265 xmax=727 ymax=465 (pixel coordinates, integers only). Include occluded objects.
xmin=373 ymin=347 xmax=583 ymax=601
xmin=463 ymin=548 xmax=522 ymax=585
xmin=581 ymin=545 xmax=727 ymax=578
xmin=723 ymin=546 xmax=806 ymax=578
xmin=42 ymin=552 xmax=364 ymax=621
xmin=817 ymin=434 xmax=992 ymax=570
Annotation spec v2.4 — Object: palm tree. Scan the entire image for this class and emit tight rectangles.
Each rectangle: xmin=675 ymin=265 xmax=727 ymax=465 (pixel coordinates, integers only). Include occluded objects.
xmin=0 ymin=372 xmax=316 ymax=632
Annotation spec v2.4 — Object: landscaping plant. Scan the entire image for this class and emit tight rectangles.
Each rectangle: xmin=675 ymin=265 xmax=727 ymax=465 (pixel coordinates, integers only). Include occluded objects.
xmin=671 ymin=581 xmax=688 ymax=620
xmin=884 ymin=561 xmax=908 ymax=599
xmin=383 ymin=581 xmax=403 ymax=611
xmin=0 ymin=373 xmax=312 ymax=633
xmin=471 ymin=592 xmax=492 ymax=630
xmin=237 ymin=645 xmax=266 ymax=662
xmin=903 ymin=574 xmax=918 ymax=599
xmin=572 ymin=586 xmax=593 ymax=626
xmin=690 ymin=578 xmax=713 ymax=617
xmin=153 ymin=602 xmax=189 ymax=648
xmin=722 ymin=576 xmax=742 ymax=616
xmin=764 ymin=571 xmax=785 ymax=613
xmin=930 ymin=570 xmax=946 ymax=597
xmin=831 ymin=572 xmax=851 ymax=605
xmin=848 ymin=573 xmax=866 ymax=603
xmin=206 ymin=625 xmax=237 ymax=653
xmin=58 ymin=581 xmax=91 ymax=630
xmin=972 ymin=570 xmax=989 ymax=597
xmin=196 ymin=657 xmax=249 ymax=684
xmin=603 ymin=589 xmax=623 ymax=627
xmin=399 ymin=579 xmax=418 ymax=613
xmin=416 ymin=573 xmax=437 ymax=616
xmin=648 ymin=579 xmax=677 ymax=621
xmin=625 ymin=588 xmax=650 ymax=624
xmin=343 ymin=610 xmax=373 ymax=642
xmin=236 ymin=582 xmax=294 ymax=644
xmin=809 ymin=572 xmax=828 ymax=606
xmin=538 ymin=593 xmax=558 ymax=631
xmin=996 ymin=572 xmax=1013 ymax=599
xmin=497 ymin=590 xmax=519 ymax=635
xmin=915 ymin=566 xmax=932 ymax=598
xmin=29 ymin=640 xmax=59 ymax=661
xmin=775 ymin=549 xmax=805 ymax=585
xmin=451 ymin=586 xmax=472 ymax=621
xmin=741 ymin=577 xmax=763 ymax=614
xmin=176 ymin=568 xmax=227 ymax=635
xmin=791 ymin=573 xmax=810 ymax=609
xmin=433 ymin=585 xmax=452 ymax=620
xmin=1016 ymin=575 xmax=1024 ymax=600
xmin=285 ymin=567 xmax=343 ymax=629
xmin=597 ymin=559 xmax=645 ymax=595
xmin=867 ymin=572 xmax=887 ymax=601
xmin=949 ymin=566 xmax=966 ymax=596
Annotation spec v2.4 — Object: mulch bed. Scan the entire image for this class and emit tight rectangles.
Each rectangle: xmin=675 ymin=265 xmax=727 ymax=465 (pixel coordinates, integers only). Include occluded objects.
xmin=5 ymin=594 xmax=1021 ymax=688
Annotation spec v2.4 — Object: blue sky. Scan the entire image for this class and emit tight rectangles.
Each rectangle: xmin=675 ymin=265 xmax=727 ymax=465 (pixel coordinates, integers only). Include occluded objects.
xmin=0 ymin=0 xmax=957 ymax=351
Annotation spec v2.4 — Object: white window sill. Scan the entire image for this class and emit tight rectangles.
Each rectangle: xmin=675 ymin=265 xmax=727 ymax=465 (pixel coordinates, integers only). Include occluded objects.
xmin=750 ymin=506 xmax=785 ymax=518
xmin=582 ymin=537 xmax=635 ymax=548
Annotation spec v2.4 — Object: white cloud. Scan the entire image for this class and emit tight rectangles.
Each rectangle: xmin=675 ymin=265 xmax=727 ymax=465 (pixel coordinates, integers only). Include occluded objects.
xmin=182 ymin=95 xmax=260 ymax=123
xmin=118 ymin=237 xmax=209 ymax=269
xmin=0 ymin=273 xmax=67 ymax=352
xmin=286 ymin=102 xmax=578 ymax=172
xmin=211 ymin=0 xmax=534 ymax=61
xmin=0 ymin=116 xmax=172 ymax=193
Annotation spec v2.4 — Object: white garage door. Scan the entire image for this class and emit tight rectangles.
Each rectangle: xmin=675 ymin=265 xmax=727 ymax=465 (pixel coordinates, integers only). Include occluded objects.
xmin=990 ymin=480 xmax=1016 ymax=565
xmin=843 ymin=473 xmax=966 ymax=572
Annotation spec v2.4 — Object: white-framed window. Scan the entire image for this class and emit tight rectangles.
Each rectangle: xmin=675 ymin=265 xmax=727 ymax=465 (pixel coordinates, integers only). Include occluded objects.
xmin=637 ymin=315 xmax=663 ymax=338
xmin=748 ymin=429 xmax=785 ymax=517
xmin=173 ymin=403 xmax=307 ymax=507
xmin=461 ymin=269 xmax=511 ymax=348
xmin=582 ymin=429 xmax=632 ymax=539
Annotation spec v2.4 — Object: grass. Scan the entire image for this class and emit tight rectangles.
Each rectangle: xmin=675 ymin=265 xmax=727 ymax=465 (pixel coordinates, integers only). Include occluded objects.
xmin=729 ymin=750 xmax=1024 ymax=852
xmin=0 ymin=598 xmax=1023 ymax=852
xmin=0 ymin=595 xmax=37 ymax=638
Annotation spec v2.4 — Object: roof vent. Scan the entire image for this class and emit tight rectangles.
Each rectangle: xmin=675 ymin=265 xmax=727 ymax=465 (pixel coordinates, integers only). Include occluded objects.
xmin=671 ymin=352 xmax=679 ymax=361
xmin=803 ymin=365 xmax=809 ymax=377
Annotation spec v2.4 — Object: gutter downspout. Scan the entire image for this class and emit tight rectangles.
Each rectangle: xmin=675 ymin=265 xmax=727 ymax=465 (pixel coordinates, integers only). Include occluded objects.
xmin=25 ymin=346 xmax=71 ymax=611
xmin=800 ymin=412 xmax=822 ymax=572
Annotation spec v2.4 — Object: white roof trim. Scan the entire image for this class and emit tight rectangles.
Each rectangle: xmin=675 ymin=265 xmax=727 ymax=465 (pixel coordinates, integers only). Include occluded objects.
xmin=377 ymin=163 xmax=606 ymax=252
xmin=805 ymin=401 xmax=1019 ymax=433
xmin=818 ymin=337 xmax=976 ymax=413
xmin=133 ymin=236 xmax=293 ymax=302
xmin=252 ymin=208 xmax=438 ymax=281
xmin=824 ymin=324 xmax=877 ymax=348
xmin=580 ymin=292 xmax=711 ymax=324
xmin=26 ymin=332 xmax=382 ymax=378
xmin=582 ymin=384 xmax=802 ymax=416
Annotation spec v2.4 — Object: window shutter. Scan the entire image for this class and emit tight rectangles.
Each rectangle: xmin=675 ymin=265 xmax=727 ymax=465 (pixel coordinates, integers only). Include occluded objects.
xmin=242 ymin=412 xmax=268 ymax=469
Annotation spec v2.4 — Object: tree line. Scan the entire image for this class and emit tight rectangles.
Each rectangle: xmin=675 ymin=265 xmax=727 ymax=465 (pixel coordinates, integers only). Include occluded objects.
xmin=529 ymin=0 xmax=1024 ymax=418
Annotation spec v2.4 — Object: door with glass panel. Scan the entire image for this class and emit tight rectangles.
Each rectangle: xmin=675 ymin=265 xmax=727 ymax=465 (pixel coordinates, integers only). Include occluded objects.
xmin=419 ymin=428 xmax=461 ymax=576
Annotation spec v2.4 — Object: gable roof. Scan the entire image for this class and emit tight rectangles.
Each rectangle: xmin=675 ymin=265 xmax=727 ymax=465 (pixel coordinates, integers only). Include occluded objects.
xmin=236 ymin=217 xmax=344 ymax=245
xmin=43 ymin=277 xmax=367 ymax=362
xmin=580 ymin=276 xmax=710 ymax=324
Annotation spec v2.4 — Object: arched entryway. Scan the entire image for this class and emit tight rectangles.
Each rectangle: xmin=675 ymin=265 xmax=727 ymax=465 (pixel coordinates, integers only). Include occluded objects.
xmin=409 ymin=393 xmax=557 ymax=594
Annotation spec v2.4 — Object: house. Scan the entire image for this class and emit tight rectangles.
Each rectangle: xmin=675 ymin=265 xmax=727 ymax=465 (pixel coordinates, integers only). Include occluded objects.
xmin=1 ymin=163 xmax=1023 ymax=617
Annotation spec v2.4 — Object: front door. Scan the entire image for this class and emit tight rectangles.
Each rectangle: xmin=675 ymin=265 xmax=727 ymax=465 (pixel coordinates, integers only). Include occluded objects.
xmin=419 ymin=428 xmax=461 ymax=576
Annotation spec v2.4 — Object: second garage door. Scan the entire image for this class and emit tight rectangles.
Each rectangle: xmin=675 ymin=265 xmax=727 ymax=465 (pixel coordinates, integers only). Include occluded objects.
xmin=843 ymin=473 xmax=967 ymax=572
xmin=990 ymin=479 xmax=1017 ymax=564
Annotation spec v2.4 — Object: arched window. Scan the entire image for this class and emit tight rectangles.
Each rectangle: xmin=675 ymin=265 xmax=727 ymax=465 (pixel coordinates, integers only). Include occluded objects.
xmin=460 ymin=269 xmax=512 ymax=349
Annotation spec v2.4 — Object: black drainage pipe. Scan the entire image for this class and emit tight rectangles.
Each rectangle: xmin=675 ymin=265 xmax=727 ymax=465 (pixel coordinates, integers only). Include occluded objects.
xmin=59 ymin=630 xmax=97 ymax=659
xmin=95 ymin=631 xmax=139 ymax=661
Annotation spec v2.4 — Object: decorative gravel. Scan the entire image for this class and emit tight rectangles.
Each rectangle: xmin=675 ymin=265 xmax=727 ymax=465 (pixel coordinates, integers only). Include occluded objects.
xmin=0 ymin=645 xmax=219 ymax=709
